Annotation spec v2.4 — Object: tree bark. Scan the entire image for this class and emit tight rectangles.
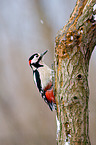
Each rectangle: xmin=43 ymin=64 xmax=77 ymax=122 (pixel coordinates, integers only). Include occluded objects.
xmin=54 ymin=0 xmax=96 ymax=144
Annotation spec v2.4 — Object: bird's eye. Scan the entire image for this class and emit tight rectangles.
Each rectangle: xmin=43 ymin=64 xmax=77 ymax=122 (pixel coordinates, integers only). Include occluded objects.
xmin=36 ymin=54 xmax=38 ymax=57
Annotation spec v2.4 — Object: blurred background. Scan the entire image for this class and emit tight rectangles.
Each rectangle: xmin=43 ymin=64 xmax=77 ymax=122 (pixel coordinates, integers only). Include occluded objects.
xmin=0 ymin=0 xmax=96 ymax=145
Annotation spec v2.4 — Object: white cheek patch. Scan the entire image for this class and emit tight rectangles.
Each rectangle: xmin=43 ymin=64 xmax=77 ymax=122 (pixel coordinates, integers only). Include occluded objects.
xmin=31 ymin=57 xmax=38 ymax=64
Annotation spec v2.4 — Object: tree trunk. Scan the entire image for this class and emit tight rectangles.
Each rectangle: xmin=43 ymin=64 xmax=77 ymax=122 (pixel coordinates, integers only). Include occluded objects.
xmin=54 ymin=0 xmax=96 ymax=144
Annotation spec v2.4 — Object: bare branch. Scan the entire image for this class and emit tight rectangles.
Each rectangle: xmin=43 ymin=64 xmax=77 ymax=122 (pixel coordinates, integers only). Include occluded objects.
xmin=54 ymin=0 xmax=96 ymax=144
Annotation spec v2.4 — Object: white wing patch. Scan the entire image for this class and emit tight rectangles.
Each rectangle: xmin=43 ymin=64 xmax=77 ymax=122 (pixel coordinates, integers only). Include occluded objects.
xmin=33 ymin=73 xmax=37 ymax=87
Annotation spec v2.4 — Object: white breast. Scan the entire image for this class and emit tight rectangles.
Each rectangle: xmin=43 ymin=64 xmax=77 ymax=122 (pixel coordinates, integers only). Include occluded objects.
xmin=38 ymin=64 xmax=52 ymax=89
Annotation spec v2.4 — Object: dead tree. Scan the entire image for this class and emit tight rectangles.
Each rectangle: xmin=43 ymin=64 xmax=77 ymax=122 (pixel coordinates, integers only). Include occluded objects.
xmin=54 ymin=0 xmax=96 ymax=144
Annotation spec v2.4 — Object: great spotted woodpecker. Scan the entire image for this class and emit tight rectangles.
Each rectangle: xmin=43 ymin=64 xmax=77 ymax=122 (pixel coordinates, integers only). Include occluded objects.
xmin=29 ymin=50 xmax=56 ymax=111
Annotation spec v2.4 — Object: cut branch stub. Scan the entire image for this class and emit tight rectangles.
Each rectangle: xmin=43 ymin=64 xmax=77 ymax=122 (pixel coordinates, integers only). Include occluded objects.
xmin=54 ymin=0 xmax=96 ymax=145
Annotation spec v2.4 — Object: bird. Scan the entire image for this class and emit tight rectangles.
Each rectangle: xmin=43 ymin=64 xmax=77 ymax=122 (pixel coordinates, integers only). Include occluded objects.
xmin=28 ymin=50 xmax=56 ymax=111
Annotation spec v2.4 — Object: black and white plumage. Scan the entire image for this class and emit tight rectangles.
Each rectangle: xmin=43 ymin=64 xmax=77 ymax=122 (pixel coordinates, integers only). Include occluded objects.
xmin=29 ymin=50 xmax=55 ymax=111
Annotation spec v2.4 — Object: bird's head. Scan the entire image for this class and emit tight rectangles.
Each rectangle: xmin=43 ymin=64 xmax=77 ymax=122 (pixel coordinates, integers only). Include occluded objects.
xmin=29 ymin=50 xmax=48 ymax=69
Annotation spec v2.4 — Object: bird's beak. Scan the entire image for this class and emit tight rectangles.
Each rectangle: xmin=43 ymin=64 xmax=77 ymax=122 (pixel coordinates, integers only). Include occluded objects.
xmin=41 ymin=50 xmax=48 ymax=58
xmin=38 ymin=50 xmax=48 ymax=62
